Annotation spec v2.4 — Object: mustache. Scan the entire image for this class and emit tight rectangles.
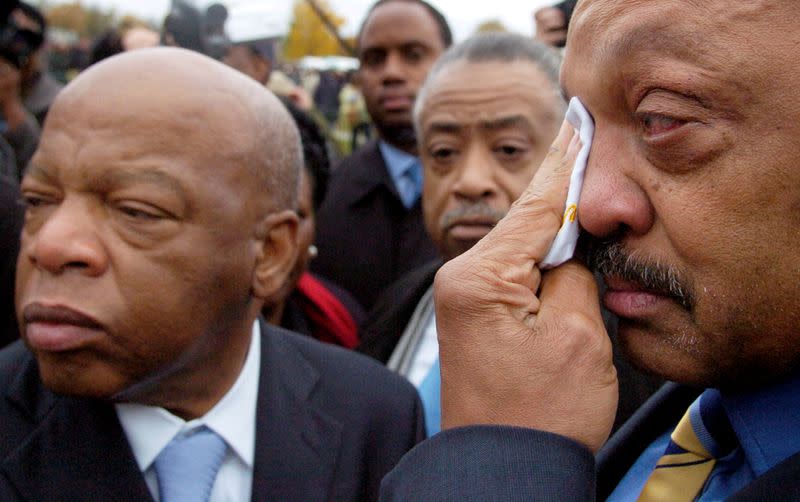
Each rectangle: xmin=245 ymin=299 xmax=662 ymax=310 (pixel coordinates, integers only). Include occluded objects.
xmin=439 ymin=202 xmax=507 ymax=230
xmin=586 ymin=239 xmax=695 ymax=310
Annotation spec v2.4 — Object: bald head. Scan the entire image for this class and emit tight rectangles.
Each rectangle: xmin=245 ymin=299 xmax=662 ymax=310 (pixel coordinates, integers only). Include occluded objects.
xmin=18 ymin=47 xmax=303 ymax=412
xmin=48 ymin=47 xmax=301 ymax=212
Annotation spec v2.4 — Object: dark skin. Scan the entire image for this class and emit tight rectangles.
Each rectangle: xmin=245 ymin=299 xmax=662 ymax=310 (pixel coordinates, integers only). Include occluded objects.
xmin=356 ymin=1 xmax=446 ymax=154
xmin=418 ymin=60 xmax=562 ymax=262
xmin=223 ymin=45 xmax=271 ymax=85
xmin=16 ymin=48 xmax=299 ymax=420
xmin=432 ymin=0 xmax=800 ymax=454
xmin=534 ymin=7 xmax=568 ymax=47
xmin=0 ymin=59 xmax=28 ymax=131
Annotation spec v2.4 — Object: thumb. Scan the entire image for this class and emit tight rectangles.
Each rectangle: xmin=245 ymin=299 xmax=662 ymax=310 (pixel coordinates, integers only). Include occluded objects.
xmin=473 ymin=119 xmax=581 ymax=267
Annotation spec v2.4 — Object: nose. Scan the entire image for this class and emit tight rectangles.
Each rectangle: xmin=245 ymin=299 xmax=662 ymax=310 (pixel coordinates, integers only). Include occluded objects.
xmin=381 ymin=51 xmax=407 ymax=85
xmin=452 ymin=145 xmax=497 ymax=202
xmin=578 ymin=127 xmax=654 ymax=239
xmin=24 ymin=197 xmax=109 ymax=277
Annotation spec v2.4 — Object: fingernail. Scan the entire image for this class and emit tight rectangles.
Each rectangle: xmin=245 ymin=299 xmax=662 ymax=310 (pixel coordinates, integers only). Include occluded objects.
xmin=555 ymin=120 xmax=572 ymax=148
xmin=570 ymin=128 xmax=580 ymax=146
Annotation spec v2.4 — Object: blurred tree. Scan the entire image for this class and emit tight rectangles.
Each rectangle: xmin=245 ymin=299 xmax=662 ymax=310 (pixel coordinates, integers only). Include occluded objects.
xmin=45 ymin=3 xmax=151 ymax=39
xmin=84 ymin=6 xmax=115 ymax=37
xmin=283 ymin=0 xmax=348 ymax=59
xmin=118 ymin=15 xmax=153 ymax=31
xmin=475 ymin=19 xmax=509 ymax=33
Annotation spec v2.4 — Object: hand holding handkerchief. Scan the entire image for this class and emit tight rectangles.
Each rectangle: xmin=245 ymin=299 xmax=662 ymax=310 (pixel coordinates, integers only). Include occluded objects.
xmin=540 ymin=97 xmax=594 ymax=269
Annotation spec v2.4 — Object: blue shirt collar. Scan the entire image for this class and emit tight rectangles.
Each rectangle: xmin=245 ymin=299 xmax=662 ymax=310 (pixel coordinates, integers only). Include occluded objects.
xmin=720 ymin=372 xmax=800 ymax=476
xmin=378 ymin=140 xmax=419 ymax=188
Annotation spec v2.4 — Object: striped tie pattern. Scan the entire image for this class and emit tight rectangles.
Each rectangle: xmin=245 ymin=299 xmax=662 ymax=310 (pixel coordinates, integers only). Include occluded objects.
xmin=638 ymin=390 xmax=736 ymax=502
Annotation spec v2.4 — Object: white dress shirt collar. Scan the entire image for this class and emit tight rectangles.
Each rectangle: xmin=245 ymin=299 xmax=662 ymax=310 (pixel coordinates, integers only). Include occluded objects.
xmin=115 ymin=321 xmax=261 ymax=472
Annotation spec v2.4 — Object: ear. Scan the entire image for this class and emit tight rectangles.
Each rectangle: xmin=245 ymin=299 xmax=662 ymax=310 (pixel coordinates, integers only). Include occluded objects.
xmin=251 ymin=209 xmax=299 ymax=300
xmin=352 ymin=69 xmax=363 ymax=91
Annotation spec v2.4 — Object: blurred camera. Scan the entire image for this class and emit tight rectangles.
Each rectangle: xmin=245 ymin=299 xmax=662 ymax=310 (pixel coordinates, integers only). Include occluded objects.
xmin=161 ymin=0 xmax=231 ymax=60
xmin=0 ymin=0 xmax=44 ymax=69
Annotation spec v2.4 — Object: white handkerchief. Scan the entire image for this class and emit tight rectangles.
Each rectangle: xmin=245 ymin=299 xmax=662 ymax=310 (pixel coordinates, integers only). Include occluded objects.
xmin=540 ymin=97 xmax=594 ymax=269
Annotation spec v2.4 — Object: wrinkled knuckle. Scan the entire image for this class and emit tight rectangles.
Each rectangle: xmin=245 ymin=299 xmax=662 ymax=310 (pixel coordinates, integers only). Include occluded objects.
xmin=561 ymin=311 xmax=596 ymax=337
xmin=434 ymin=258 xmax=475 ymax=304
xmin=515 ymin=198 xmax=563 ymax=232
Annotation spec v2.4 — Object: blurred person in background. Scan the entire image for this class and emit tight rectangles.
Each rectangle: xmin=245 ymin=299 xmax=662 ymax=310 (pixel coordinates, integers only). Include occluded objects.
xmin=8 ymin=2 xmax=63 ymax=125
xmin=533 ymin=0 xmax=576 ymax=48
xmin=311 ymin=0 xmax=451 ymax=310
xmin=0 ymin=175 xmax=23 ymax=349
xmin=0 ymin=1 xmax=61 ymax=179
xmin=89 ymin=26 xmax=160 ymax=66
xmin=263 ymin=99 xmax=365 ymax=349
xmin=223 ymin=42 xmax=272 ymax=87
xmin=332 ymin=69 xmax=372 ymax=156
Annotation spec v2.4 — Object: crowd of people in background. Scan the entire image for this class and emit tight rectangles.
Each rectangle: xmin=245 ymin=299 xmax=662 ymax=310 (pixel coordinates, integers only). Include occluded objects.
xmin=1 ymin=0 xmax=800 ymax=500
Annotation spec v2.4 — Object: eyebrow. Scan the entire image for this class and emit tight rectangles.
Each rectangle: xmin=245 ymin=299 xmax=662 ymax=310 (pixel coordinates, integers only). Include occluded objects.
xmin=27 ymin=161 xmax=188 ymax=200
xmin=361 ymin=39 xmax=433 ymax=55
xmin=425 ymin=115 xmax=535 ymax=137
xmin=480 ymin=115 xmax=534 ymax=132
xmin=95 ymin=167 xmax=187 ymax=196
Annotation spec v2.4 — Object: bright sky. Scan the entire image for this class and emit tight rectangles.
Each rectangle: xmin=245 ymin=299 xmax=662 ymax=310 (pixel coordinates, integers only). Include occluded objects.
xmin=45 ymin=0 xmax=556 ymax=42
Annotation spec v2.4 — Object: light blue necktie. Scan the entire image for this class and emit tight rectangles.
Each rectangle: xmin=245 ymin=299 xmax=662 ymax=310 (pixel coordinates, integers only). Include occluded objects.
xmin=400 ymin=160 xmax=423 ymax=208
xmin=154 ymin=426 xmax=227 ymax=502
xmin=418 ymin=358 xmax=441 ymax=436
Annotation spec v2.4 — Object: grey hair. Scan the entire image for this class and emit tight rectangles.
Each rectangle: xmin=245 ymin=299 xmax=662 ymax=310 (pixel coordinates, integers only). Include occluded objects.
xmin=413 ymin=32 xmax=564 ymax=134
xmin=248 ymin=92 xmax=302 ymax=212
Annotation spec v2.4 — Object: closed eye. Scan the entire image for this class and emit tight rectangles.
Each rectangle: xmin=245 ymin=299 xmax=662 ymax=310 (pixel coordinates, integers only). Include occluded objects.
xmin=21 ymin=193 xmax=54 ymax=209
xmin=115 ymin=203 xmax=169 ymax=221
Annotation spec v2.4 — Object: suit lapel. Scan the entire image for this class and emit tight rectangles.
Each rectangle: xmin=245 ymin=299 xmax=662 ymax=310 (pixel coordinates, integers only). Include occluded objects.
xmin=730 ymin=450 xmax=800 ymax=499
xmin=1 ymin=357 xmax=152 ymax=502
xmin=251 ymin=322 xmax=343 ymax=502
xmin=344 ymin=141 xmax=404 ymax=207
xmin=357 ymin=259 xmax=442 ymax=363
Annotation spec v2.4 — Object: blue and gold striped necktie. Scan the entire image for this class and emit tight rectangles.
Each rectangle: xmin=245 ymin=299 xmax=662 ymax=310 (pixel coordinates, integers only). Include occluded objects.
xmin=638 ymin=390 xmax=737 ymax=502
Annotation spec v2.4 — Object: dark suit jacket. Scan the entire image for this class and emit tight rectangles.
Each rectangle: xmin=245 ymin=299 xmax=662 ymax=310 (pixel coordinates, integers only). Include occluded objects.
xmin=311 ymin=141 xmax=438 ymax=310
xmin=358 ymin=260 xmax=662 ymax=432
xmin=357 ymin=259 xmax=442 ymax=363
xmin=0 ymin=176 xmax=23 ymax=349
xmin=380 ymin=383 xmax=800 ymax=500
xmin=0 ymin=321 xmax=424 ymax=501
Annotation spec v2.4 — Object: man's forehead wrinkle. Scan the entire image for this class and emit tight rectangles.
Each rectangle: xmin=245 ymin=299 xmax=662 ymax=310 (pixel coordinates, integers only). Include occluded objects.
xmin=425 ymin=121 xmax=462 ymax=135
xmin=25 ymin=162 xmax=57 ymax=183
xmin=478 ymin=115 xmax=535 ymax=132
xmin=91 ymin=166 xmax=187 ymax=193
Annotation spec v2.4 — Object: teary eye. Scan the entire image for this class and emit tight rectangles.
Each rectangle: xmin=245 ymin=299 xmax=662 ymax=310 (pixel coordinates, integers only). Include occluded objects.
xmin=21 ymin=194 xmax=51 ymax=208
xmin=639 ymin=113 xmax=686 ymax=137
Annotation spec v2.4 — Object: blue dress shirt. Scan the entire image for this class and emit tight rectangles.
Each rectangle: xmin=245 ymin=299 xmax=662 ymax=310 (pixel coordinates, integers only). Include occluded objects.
xmin=608 ymin=372 xmax=800 ymax=501
xmin=378 ymin=141 xmax=423 ymax=209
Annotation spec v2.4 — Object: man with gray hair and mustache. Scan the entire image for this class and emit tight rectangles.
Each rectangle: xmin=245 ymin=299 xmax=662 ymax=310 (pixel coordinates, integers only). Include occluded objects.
xmin=358 ymin=32 xmax=660 ymax=436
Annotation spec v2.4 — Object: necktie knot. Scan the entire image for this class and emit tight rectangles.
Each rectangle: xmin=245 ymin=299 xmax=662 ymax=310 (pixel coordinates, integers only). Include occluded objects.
xmin=401 ymin=160 xmax=423 ymax=208
xmin=154 ymin=426 xmax=227 ymax=502
xmin=638 ymin=390 xmax=737 ymax=502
